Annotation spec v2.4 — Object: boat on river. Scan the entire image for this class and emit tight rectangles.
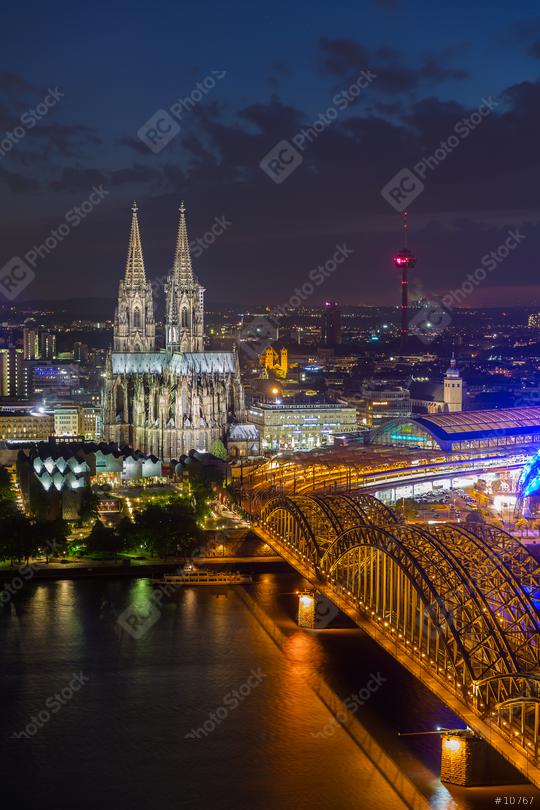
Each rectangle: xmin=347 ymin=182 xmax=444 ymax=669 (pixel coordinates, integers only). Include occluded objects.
xmin=150 ymin=567 xmax=252 ymax=586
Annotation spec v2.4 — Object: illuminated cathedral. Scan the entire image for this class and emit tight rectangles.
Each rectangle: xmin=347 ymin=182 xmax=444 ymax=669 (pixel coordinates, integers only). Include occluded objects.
xmin=103 ymin=202 xmax=246 ymax=460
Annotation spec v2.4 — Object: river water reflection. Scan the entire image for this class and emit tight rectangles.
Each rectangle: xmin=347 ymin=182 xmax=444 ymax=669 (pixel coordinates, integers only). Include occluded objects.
xmin=1 ymin=574 xmax=538 ymax=810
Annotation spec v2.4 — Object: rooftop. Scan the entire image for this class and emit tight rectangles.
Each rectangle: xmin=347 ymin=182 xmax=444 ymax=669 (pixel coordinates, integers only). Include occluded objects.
xmin=252 ymin=399 xmax=351 ymax=411
xmin=111 ymin=350 xmax=236 ymax=375
xmin=416 ymin=406 xmax=540 ymax=441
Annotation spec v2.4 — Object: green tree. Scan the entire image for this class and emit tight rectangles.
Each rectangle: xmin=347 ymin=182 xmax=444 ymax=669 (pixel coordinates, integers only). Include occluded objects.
xmin=185 ymin=463 xmax=223 ymax=519
xmin=0 ymin=466 xmax=15 ymax=502
xmin=133 ymin=501 xmax=202 ymax=558
xmin=209 ymin=439 xmax=228 ymax=460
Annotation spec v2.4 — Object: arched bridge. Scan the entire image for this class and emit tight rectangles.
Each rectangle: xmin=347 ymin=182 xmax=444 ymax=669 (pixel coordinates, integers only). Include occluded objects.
xmin=252 ymin=492 xmax=540 ymax=786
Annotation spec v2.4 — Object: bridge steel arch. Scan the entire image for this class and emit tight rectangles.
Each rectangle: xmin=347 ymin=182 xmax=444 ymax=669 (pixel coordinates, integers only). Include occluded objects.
xmin=258 ymin=493 xmax=540 ymax=779
xmin=260 ymin=492 xmax=395 ymax=561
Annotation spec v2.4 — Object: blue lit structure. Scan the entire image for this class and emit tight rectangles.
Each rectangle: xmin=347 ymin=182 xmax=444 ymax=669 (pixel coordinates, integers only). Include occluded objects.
xmin=515 ymin=450 xmax=540 ymax=517
xmin=518 ymin=450 xmax=540 ymax=498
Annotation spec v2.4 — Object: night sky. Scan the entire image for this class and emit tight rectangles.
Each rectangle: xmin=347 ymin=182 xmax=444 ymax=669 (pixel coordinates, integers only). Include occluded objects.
xmin=2 ymin=0 xmax=540 ymax=307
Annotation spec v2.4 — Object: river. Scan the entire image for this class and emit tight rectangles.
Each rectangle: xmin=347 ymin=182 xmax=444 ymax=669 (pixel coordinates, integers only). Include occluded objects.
xmin=1 ymin=572 xmax=538 ymax=810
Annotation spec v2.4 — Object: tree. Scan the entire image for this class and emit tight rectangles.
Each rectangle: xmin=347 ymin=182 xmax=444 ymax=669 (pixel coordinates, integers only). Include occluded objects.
xmin=0 ymin=466 xmax=15 ymax=502
xmin=133 ymin=501 xmax=202 ymax=558
xmin=85 ymin=519 xmax=123 ymax=555
xmin=116 ymin=516 xmax=137 ymax=548
xmin=33 ymin=518 xmax=69 ymax=561
xmin=78 ymin=489 xmax=100 ymax=524
xmin=466 ymin=510 xmax=485 ymax=524
xmin=0 ymin=513 xmax=34 ymax=564
xmin=185 ymin=463 xmax=223 ymax=520
xmin=209 ymin=439 xmax=228 ymax=460
xmin=515 ymin=517 xmax=529 ymax=536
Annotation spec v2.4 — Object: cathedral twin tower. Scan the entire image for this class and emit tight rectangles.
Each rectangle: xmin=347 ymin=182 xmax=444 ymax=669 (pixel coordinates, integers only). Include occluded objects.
xmin=113 ymin=202 xmax=203 ymax=355
xmin=103 ymin=202 xmax=245 ymax=461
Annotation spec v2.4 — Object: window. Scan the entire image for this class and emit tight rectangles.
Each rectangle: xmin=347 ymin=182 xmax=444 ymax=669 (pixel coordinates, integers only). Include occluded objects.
xmin=133 ymin=307 xmax=141 ymax=328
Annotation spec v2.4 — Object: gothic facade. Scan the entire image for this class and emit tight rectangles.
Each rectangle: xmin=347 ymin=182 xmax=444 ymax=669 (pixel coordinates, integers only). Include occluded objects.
xmin=103 ymin=203 xmax=246 ymax=461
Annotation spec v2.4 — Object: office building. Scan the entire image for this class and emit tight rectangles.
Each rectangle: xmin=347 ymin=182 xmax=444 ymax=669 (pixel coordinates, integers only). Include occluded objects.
xmin=321 ymin=302 xmax=342 ymax=347
xmin=248 ymin=399 xmax=356 ymax=451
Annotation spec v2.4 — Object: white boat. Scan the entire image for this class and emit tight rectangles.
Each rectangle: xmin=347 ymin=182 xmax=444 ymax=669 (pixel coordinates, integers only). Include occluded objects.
xmin=150 ymin=568 xmax=252 ymax=586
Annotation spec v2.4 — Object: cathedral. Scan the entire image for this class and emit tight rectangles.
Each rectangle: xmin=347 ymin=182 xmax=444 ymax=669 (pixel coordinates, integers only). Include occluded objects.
xmin=103 ymin=202 xmax=247 ymax=461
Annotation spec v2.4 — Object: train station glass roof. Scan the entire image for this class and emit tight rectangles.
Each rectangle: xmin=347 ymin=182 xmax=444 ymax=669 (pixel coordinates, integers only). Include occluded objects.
xmin=370 ymin=407 xmax=540 ymax=451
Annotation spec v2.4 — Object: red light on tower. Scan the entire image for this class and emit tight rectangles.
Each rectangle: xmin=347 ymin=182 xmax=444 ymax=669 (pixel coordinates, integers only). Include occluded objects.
xmin=392 ymin=211 xmax=416 ymax=350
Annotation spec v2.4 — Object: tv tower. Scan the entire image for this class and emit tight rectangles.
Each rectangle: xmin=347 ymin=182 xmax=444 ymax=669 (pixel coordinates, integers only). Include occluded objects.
xmin=393 ymin=210 xmax=416 ymax=351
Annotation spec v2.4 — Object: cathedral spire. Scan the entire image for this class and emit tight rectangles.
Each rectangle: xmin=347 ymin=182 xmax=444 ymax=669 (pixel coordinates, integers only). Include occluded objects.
xmin=125 ymin=202 xmax=146 ymax=285
xmin=113 ymin=202 xmax=155 ymax=353
xmin=173 ymin=201 xmax=193 ymax=286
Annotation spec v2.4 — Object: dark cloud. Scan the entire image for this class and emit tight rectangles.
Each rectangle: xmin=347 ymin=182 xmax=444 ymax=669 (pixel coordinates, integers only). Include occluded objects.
xmin=50 ymin=163 xmax=176 ymax=193
xmin=319 ymin=38 xmax=370 ymax=77
xmin=319 ymin=38 xmax=469 ymax=93
xmin=0 ymin=73 xmax=100 ymax=165
xmin=115 ymin=135 xmax=153 ymax=156
xmin=513 ymin=17 xmax=540 ymax=59
xmin=50 ymin=167 xmax=107 ymax=192
xmin=38 ymin=123 xmax=101 ymax=158
xmin=0 ymin=72 xmax=42 ymax=96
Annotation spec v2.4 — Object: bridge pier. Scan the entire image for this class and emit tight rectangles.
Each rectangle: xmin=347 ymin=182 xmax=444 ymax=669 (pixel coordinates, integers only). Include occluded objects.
xmin=297 ymin=590 xmax=316 ymax=628
xmin=296 ymin=590 xmax=338 ymax=629
xmin=441 ymin=731 xmax=523 ymax=786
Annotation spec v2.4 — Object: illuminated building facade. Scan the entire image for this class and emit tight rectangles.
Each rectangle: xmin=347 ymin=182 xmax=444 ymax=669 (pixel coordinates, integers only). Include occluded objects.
xmin=355 ymin=382 xmax=411 ymax=427
xmin=0 ymin=347 xmax=26 ymax=397
xmin=23 ymin=327 xmax=57 ymax=360
xmin=0 ymin=410 xmax=54 ymax=441
xmin=54 ymin=405 xmax=81 ymax=437
xmin=0 ymin=404 xmax=101 ymax=443
xmin=443 ymin=354 xmax=464 ymax=412
xmin=23 ymin=327 xmax=39 ymax=360
xmin=17 ymin=441 xmax=163 ymax=520
xmin=103 ymin=203 xmax=246 ymax=460
xmin=23 ymin=362 xmax=80 ymax=397
xmin=40 ymin=331 xmax=57 ymax=360
xmin=248 ymin=400 xmax=357 ymax=451
xmin=411 ymin=355 xmax=465 ymax=414
xmin=259 ymin=346 xmax=288 ymax=378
